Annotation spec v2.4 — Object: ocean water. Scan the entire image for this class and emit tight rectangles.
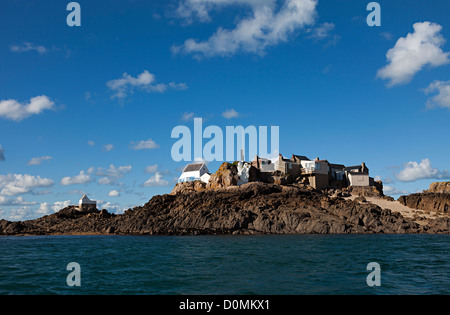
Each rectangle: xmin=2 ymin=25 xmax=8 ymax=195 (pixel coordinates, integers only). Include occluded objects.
xmin=0 ymin=235 xmax=449 ymax=295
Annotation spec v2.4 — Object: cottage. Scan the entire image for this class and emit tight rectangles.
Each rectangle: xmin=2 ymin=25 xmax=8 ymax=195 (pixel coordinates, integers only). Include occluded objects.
xmin=79 ymin=195 xmax=97 ymax=211
xmin=252 ymin=155 xmax=276 ymax=172
xmin=300 ymin=157 xmax=330 ymax=190
xmin=178 ymin=163 xmax=210 ymax=183
xmin=273 ymin=154 xmax=302 ymax=177
xmin=345 ymin=163 xmax=370 ymax=187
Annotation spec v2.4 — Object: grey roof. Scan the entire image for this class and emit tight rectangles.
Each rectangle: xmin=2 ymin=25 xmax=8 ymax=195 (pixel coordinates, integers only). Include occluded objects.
xmin=292 ymin=155 xmax=310 ymax=161
xmin=183 ymin=163 xmax=204 ymax=172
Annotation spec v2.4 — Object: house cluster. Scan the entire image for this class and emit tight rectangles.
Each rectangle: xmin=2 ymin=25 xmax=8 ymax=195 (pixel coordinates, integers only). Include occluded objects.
xmin=177 ymin=152 xmax=376 ymax=191
xmin=251 ymin=153 xmax=374 ymax=190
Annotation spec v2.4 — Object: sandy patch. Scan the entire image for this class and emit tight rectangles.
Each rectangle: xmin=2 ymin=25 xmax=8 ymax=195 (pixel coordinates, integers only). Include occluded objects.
xmin=345 ymin=195 xmax=447 ymax=225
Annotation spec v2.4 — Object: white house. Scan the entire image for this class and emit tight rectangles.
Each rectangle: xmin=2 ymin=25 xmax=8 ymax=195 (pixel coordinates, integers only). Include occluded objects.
xmin=79 ymin=195 xmax=97 ymax=211
xmin=345 ymin=163 xmax=370 ymax=187
xmin=300 ymin=159 xmax=329 ymax=175
xmin=252 ymin=155 xmax=276 ymax=172
xmin=178 ymin=163 xmax=210 ymax=183
xmin=347 ymin=172 xmax=370 ymax=186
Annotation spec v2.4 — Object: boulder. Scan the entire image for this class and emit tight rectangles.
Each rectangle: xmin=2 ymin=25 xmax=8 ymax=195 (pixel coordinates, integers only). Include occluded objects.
xmin=206 ymin=162 xmax=239 ymax=189
xmin=429 ymin=182 xmax=450 ymax=194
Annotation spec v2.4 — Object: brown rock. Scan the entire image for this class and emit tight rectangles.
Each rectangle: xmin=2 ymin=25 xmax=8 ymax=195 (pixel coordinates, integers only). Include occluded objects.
xmin=429 ymin=182 xmax=450 ymax=194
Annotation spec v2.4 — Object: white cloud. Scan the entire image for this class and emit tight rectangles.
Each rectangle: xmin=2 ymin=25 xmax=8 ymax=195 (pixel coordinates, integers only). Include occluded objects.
xmin=60 ymin=171 xmax=92 ymax=186
xmin=108 ymin=190 xmax=120 ymax=197
xmin=37 ymin=200 xmax=71 ymax=215
xmin=6 ymin=207 xmax=35 ymax=221
xmin=310 ymin=22 xmax=335 ymax=39
xmin=0 ymin=95 xmax=55 ymax=122
xmin=145 ymin=164 xmax=159 ymax=174
xmin=106 ymin=70 xmax=187 ymax=99
xmin=222 ymin=108 xmax=240 ymax=119
xmin=173 ymin=0 xmax=318 ymax=58
xmin=103 ymin=144 xmax=114 ymax=152
xmin=0 ymin=196 xmax=37 ymax=206
xmin=143 ymin=172 xmax=170 ymax=187
xmin=377 ymin=22 xmax=450 ymax=86
xmin=87 ymin=140 xmax=95 ymax=146
xmin=98 ymin=201 xmax=122 ymax=214
xmin=424 ymin=80 xmax=450 ymax=109
xmin=10 ymin=42 xmax=47 ymax=54
xmin=383 ymin=185 xmax=410 ymax=196
xmin=181 ymin=112 xmax=195 ymax=122
xmin=394 ymin=158 xmax=450 ymax=182
xmin=27 ymin=156 xmax=53 ymax=166
xmin=0 ymin=174 xmax=54 ymax=196
xmin=0 ymin=145 xmax=5 ymax=161
xmin=95 ymin=165 xmax=132 ymax=185
xmin=130 ymin=139 xmax=160 ymax=150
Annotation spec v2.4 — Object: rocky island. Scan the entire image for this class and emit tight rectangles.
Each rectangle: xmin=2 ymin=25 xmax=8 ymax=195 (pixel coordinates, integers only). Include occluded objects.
xmin=1 ymin=162 xmax=449 ymax=236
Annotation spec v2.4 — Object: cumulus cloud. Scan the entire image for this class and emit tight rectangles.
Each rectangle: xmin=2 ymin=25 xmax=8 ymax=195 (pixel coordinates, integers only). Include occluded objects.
xmin=103 ymin=144 xmax=114 ymax=152
xmin=27 ymin=156 xmax=53 ymax=166
xmin=383 ymin=186 xmax=410 ymax=196
xmin=0 ymin=196 xmax=38 ymax=206
xmin=424 ymin=80 xmax=450 ymax=109
xmin=143 ymin=172 xmax=170 ymax=187
xmin=222 ymin=108 xmax=240 ymax=119
xmin=98 ymin=201 xmax=123 ymax=214
xmin=106 ymin=70 xmax=187 ymax=99
xmin=394 ymin=158 xmax=450 ymax=182
xmin=181 ymin=112 xmax=195 ymax=122
xmin=6 ymin=207 xmax=35 ymax=221
xmin=377 ymin=22 xmax=450 ymax=86
xmin=0 ymin=174 xmax=54 ymax=196
xmin=0 ymin=95 xmax=55 ymax=122
xmin=60 ymin=171 xmax=92 ymax=186
xmin=0 ymin=145 xmax=5 ymax=161
xmin=145 ymin=164 xmax=159 ymax=174
xmin=94 ymin=165 xmax=132 ymax=185
xmin=10 ymin=42 xmax=48 ymax=54
xmin=87 ymin=140 xmax=95 ymax=146
xmin=108 ymin=190 xmax=120 ymax=197
xmin=130 ymin=139 xmax=160 ymax=150
xmin=37 ymin=200 xmax=71 ymax=215
xmin=173 ymin=0 xmax=318 ymax=58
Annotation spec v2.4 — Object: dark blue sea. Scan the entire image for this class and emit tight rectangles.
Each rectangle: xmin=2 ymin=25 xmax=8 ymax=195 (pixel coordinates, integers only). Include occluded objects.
xmin=0 ymin=235 xmax=449 ymax=295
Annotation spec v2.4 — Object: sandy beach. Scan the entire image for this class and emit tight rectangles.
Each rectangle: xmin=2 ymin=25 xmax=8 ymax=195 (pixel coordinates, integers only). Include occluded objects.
xmin=347 ymin=195 xmax=448 ymax=225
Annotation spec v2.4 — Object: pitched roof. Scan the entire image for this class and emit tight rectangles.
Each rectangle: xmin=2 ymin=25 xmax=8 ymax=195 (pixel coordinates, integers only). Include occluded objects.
xmin=183 ymin=163 xmax=204 ymax=172
xmin=291 ymin=154 xmax=310 ymax=161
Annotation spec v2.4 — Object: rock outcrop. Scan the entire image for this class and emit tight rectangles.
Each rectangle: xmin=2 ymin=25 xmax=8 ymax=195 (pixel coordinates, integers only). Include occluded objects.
xmin=397 ymin=181 xmax=450 ymax=214
xmin=398 ymin=193 xmax=449 ymax=214
xmin=1 ymin=182 xmax=449 ymax=236
xmin=429 ymin=182 xmax=450 ymax=194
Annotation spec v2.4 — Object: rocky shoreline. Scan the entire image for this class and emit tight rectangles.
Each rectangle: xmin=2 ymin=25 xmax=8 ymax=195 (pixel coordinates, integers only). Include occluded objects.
xmin=1 ymin=182 xmax=449 ymax=236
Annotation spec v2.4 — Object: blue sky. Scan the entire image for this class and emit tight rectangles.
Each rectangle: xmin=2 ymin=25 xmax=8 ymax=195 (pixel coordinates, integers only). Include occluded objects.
xmin=1 ymin=0 xmax=449 ymax=220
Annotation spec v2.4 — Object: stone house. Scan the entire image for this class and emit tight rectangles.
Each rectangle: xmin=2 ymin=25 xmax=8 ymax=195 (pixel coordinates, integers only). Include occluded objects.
xmin=79 ymin=195 xmax=97 ymax=211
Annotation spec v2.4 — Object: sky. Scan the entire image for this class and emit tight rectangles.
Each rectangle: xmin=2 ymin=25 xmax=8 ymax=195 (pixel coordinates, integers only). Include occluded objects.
xmin=0 ymin=0 xmax=449 ymax=221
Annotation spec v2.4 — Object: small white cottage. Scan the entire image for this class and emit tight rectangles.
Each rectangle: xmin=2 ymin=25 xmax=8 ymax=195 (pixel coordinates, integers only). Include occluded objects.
xmin=178 ymin=163 xmax=210 ymax=183
xmin=79 ymin=195 xmax=97 ymax=211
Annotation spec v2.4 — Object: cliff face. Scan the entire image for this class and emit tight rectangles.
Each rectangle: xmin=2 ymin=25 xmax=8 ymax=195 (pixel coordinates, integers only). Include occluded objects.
xmin=397 ymin=182 xmax=450 ymax=214
xmin=1 ymin=182 xmax=449 ymax=236
xmin=398 ymin=193 xmax=449 ymax=214
xmin=429 ymin=182 xmax=450 ymax=194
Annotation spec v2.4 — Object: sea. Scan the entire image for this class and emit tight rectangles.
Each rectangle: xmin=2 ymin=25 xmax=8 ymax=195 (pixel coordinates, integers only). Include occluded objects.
xmin=0 ymin=234 xmax=449 ymax=295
